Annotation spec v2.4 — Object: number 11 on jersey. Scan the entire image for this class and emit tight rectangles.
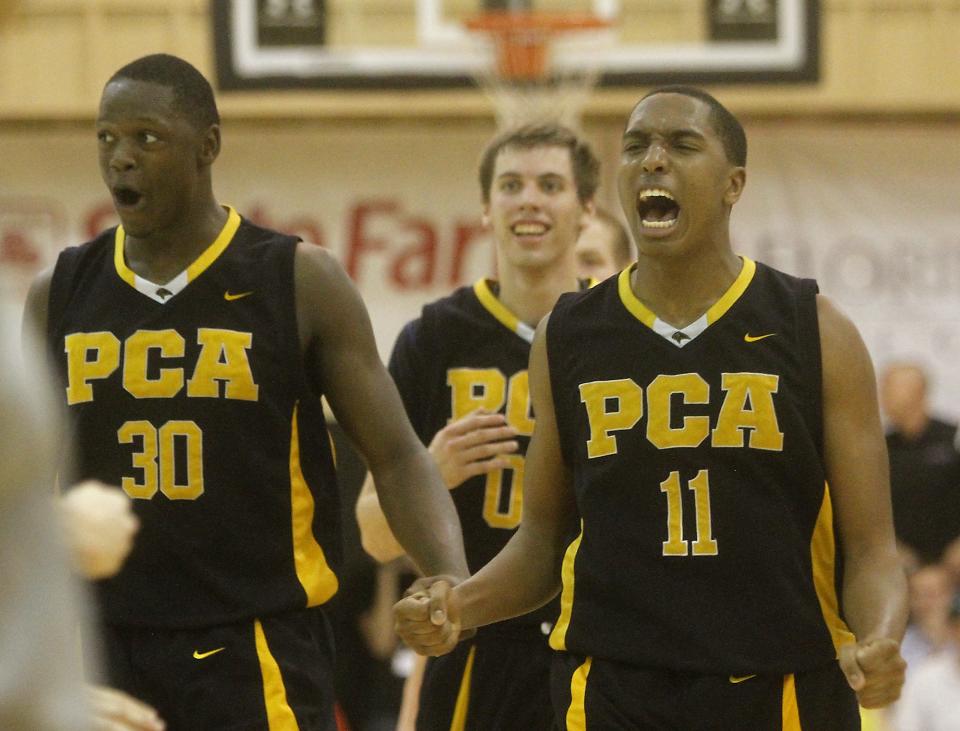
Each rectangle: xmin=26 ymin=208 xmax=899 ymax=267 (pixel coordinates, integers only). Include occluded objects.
xmin=660 ymin=469 xmax=718 ymax=556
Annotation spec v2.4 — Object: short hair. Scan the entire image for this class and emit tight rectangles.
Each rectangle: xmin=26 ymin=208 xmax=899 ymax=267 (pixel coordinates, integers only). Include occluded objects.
xmin=478 ymin=123 xmax=600 ymax=204
xmin=594 ymin=208 xmax=633 ymax=267
xmin=636 ymin=86 xmax=747 ymax=167
xmin=107 ymin=54 xmax=220 ymax=131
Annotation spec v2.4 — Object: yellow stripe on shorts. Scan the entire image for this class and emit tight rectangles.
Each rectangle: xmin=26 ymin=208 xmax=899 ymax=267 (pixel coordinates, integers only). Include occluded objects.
xmin=449 ymin=645 xmax=477 ymax=731
xmin=782 ymin=673 xmax=802 ymax=731
xmin=254 ymin=620 xmax=299 ymax=730
xmin=565 ymin=657 xmax=593 ymax=731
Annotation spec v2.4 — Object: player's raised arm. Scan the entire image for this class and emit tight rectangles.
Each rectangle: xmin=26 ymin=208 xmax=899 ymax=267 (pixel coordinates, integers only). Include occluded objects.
xmin=294 ymin=243 xmax=468 ymax=580
xmin=818 ymin=294 xmax=908 ymax=708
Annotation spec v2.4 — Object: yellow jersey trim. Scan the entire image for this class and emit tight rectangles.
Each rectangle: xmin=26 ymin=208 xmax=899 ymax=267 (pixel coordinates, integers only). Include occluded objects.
xmin=705 ymin=257 xmax=756 ymax=324
xmin=113 ymin=206 xmax=241 ymax=289
xmin=113 ymin=227 xmax=136 ymax=287
xmin=617 ymin=266 xmax=655 ymax=328
xmin=781 ymin=673 xmax=802 ymax=731
xmin=811 ymin=482 xmax=855 ymax=653
xmin=449 ymin=645 xmax=476 ymax=731
xmin=290 ymin=403 xmax=339 ymax=606
xmin=254 ymin=620 xmax=299 ymax=730
xmin=549 ymin=522 xmax=584 ymax=651
xmin=473 ymin=279 xmax=524 ymax=336
xmin=566 ymin=657 xmax=592 ymax=731
xmin=617 ymin=257 xmax=757 ymax=330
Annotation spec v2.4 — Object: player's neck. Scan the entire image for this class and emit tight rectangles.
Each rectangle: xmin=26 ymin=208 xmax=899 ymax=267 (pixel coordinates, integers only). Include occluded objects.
xmin=496 ymin=259 xmax=581 ymax=328
xmin=122 ymin=199 xmax=229 ymax=285
xmin=631 ymin=247 xmax=742 ymax=329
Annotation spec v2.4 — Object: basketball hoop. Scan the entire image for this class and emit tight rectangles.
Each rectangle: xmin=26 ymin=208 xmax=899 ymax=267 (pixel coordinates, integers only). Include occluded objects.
xmin=463 ymin=10 xmax=612 ymax=130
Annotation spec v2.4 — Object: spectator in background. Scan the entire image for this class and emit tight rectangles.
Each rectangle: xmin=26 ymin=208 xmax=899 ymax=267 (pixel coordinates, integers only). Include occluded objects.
xmin=896 ymin=592 xmax=960 ymax=731
xmin=880 ymin=362 xmax=960 ymax=564
xmin=900 ymin=564 xmax=955 ymax=671
xmin=1 ymin=317 xmax=91 ymax=730
xmin=940 ymin=537 xmax=960 ymax=590
xmin=573 ymin=206 xmax=632 ymax=281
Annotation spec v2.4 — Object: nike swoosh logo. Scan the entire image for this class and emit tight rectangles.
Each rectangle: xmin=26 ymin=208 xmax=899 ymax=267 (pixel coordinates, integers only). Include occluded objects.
xmin=224 ymin=291 xmax=253 ymax=301
xmin=743 ymin=333 xmax=776 ymax=343
xmin=193 ymin=647 xmax=226 ymax=660
xmin=729 ymin=674 xmax=757 ymax=684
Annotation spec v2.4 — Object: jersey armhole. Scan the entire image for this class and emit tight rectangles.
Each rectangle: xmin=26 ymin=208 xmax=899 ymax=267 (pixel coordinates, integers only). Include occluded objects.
xmin=46 ymin=247 xmax=85 ymax=338
xmin=797 ymin=278 xmax=825 ymax=460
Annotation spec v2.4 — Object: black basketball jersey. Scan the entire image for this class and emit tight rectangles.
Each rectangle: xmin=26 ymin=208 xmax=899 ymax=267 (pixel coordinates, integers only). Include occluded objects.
xmin=46 ymin=208 xmax=341 ymax=628
xmin=390 ymin=279 xmax=587 ymax=635
xmin=546 ymin=258 xmax=853 ymax=674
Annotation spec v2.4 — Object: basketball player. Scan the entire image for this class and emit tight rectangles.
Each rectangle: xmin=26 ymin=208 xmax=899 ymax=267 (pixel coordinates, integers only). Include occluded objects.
xmin=23 ymin=54 xmax=467 ymax=731
xmin=395 ymin=87 xmax=908 ymax=729
xmin=573 ymin=207 xmax=632 ymax=282
xmin=355 ymin=124 xmax=598 ymax=729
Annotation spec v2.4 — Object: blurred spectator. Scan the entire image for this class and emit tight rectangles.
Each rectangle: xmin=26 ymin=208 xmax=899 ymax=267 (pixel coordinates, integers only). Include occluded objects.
xmin=896 ymin=592 xmax=960 ymax=731
xmin=573 ymin=207 xmax=633 ymax=281
xmin=0 ymin=316 xmax=90 ymax=729
xmin=901 ymin=564 xmax=954 ymax=670
xmin=880 ymin=362 xmax=960 ymax=563
xmin=941 ymin=537 xmax=960 ymax=590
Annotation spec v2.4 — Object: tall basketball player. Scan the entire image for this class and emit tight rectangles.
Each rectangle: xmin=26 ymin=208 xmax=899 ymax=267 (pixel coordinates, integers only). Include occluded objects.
xmin=24 ymin=53 xmax=467 ymax=731
xmin=395 ymin=87 xmax=908 ymax=730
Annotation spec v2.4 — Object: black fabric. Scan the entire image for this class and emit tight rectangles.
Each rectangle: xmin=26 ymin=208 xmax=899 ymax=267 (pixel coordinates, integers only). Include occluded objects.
xmin=550 ymin=653 xmax=859 ymax=730
xmin=417 ymin=633 xmax=554 ymax=731
xmin=99 ymin=607 xmax=337 ymax=731
xmin=887 ymin=417 xmax=960 ymax=563
xmin=46 ymin=217 xmax=341 ymax=628
xmin=546 ymin=261 xmax=844 ymax=674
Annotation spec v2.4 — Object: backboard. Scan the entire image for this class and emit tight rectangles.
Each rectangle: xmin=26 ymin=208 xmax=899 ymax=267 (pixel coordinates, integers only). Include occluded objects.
xmin=213 ymin=0 xmax=819 ymax=90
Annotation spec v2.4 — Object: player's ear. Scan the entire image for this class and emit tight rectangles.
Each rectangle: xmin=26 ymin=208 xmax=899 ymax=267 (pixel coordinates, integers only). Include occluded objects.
xmin=481 ymin=202 xmax=491 ymax=228
xmin=723 ymin=167 xmax=746 ymax=206
xmin=199 ymin=124 xmax=221 ymax=167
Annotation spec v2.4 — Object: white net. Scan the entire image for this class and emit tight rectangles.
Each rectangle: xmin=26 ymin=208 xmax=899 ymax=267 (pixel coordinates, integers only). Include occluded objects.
xmin=465 ymin=17 xmax=613 ymax=130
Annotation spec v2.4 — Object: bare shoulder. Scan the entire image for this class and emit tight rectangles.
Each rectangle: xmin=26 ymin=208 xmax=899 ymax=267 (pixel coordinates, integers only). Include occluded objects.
xmin=816 ymin=293 xmax=861 ymax=344
xmin=294 ymin=241 xmax=350 ymax=292
xmin=293 ymin=242 xmax=366 ymax=342
xmin=816 ymin=293 xmax=877 ymax=398
xmin=293 ymin=241 xmax=379 ymax=359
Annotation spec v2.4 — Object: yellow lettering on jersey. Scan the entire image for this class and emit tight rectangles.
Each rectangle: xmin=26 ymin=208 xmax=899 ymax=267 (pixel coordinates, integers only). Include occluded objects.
xmin=506 ymin=371 xmax=534 ymax=437
xmin=646 ymin=373 xmax=710 ymax=449
xmin=123 ymin=329 xmax=186 ymax=399
xmin=712 ymin=373 xmax=784 ymax=451
xmin=483 ymin=453 xmax=525 ymax=529
xmin=159 ymin=421 xmax=205 ymax=500
xmin=64 ymin=332 xmax=121 ymax=405
xmin=447 ymin=368 xmax=506 ymax=420
xmin=186 ymin=329 xmax=259 ymax=401
xmin=579 ymin=379 xmax=643 ymax=459
xmin=117 ymin=420 xmax=159 ymax=499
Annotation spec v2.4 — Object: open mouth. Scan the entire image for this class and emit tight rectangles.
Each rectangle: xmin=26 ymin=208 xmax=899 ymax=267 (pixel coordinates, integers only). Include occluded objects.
xmin=511 ymin=222 xmax=549 ymax=236
xmin=113 ymin=185 xmax=144 ymax=208
xmin=637 ymin=188 xmax=680 ymax=230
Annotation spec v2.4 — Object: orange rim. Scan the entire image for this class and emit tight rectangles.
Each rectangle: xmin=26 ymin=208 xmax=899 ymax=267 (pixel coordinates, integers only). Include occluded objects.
xmin=464 ymin=11 xmax=610 ymax=34
xmin=464 ymin=11 xmax=610 ymax=80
